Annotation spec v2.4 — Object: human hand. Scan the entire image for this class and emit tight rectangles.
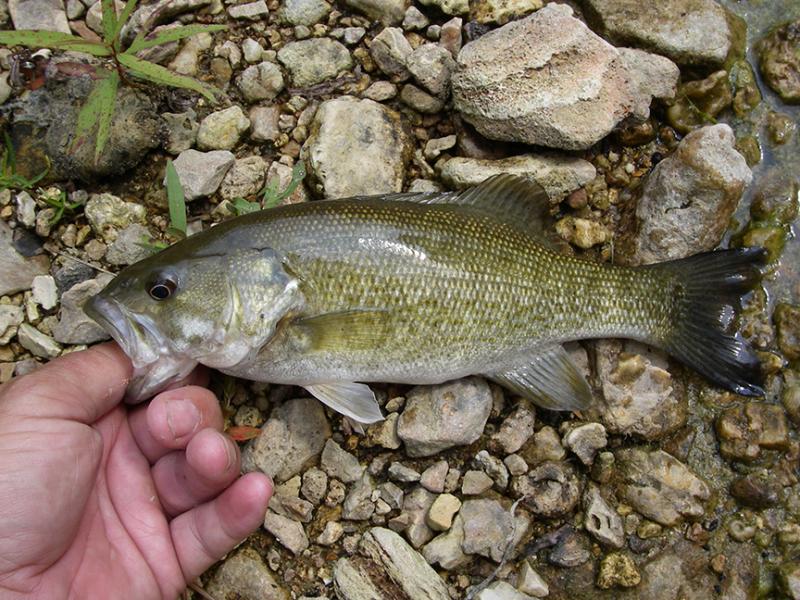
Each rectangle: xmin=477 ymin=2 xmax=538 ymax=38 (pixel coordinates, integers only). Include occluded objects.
xmin=0 ymin=343 xmax=272 ymax=599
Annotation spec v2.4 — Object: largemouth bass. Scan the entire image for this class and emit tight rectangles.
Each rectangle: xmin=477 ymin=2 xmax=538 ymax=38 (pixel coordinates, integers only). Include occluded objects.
xmin=85 ymin=175 xmax=765 ymax=423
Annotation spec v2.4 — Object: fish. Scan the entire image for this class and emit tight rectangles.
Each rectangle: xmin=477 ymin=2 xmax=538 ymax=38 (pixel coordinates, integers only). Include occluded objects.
xmin=85 ymin=174 xmax=766 ymax=423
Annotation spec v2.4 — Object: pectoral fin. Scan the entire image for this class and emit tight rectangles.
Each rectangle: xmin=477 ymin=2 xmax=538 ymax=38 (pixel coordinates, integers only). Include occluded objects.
xmin=487 ymin=345 xmax=592 ymax=411
xmin=305 ymin=382 xmax=385 ymax=424
xmin=295 ymin=309 xmax=392 ymax=352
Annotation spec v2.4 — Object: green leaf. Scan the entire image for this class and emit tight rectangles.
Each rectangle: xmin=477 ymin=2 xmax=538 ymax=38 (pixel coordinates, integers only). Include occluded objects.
xmin=165 ymin=159 xmax=187 ymax=235
xmin=0 ymin=30 xmax=111 ymax=56
xmin=125 ymin=24 xmax=226 ymax=55
xmin=72 ymin=71 xmax=119 ymax=161
xmin=231 ymin=197 xmax=260 ymax=215
xmin=112 ymin=0 xmax=139 ymax=49
xmin=262 ymin=161 xmax=306 ymax=208
xmin=117 ymin=53 xmax=221 ymax=101
xmin=101 ymin=0 xmax=118 ymax=45
xmin=93 ymin=70 xmax=119 ymax=163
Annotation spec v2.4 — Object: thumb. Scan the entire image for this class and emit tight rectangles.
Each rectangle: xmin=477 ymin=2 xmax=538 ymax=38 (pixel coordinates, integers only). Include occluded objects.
xmin=0 ymin=342 xmax=133 ymax=423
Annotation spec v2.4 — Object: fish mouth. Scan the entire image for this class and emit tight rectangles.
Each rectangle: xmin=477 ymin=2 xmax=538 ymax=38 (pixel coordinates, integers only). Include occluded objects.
xmin=85 ymin=295 xmax=197 ymax=403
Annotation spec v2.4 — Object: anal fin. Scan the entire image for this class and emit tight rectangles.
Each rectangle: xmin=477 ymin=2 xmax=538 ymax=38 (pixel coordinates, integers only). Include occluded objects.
xmin=305 ymin=382 xmax=384 ymax=424
xmin=487 ymin=345 xmax=592 ymax=411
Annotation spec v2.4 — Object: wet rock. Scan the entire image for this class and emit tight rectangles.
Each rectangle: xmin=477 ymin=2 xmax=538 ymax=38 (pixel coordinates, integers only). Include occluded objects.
xmin=344 ymin=0 xmax=406 ymax=25
xmin=342 ymin=473 xmax=376 ymax=521
xmin=197 ymin=106 xmax=250 ymax=151
xmin=767 ymin=111 xmax=796 ymax=145
xmin=716 ymin=402 xmax=790 ymax=462
xmin=591 ymin=340 xmax=685 ymax=440
xmin=517 ymin=561 xmax=548 ymax=597
xmin=778 ymin=560 xmax=800 ymax=599
xmin=427 ymin=493 xmax=461 ymax=531
xmin=581 ymin=0 xmax=744 ymax=68
xmin=418 ymin=0 xmax=466 ymax=17
xmin=302 ymin=96 xmax=411 ymax=198
xmin=397 ymin=377 xmax=492 ymax=457
xmin=237 ymin=61 xmax=285 ymax=103
xmin=17 ymin=323 xmax=60 ymax=358
xmin=439 ymin=154 xmax=595 ymax=199
xmin=171 ymin=149 xmax=235 ymax=201
xmin=321 ymin=438 xmax=364 ymax=483
xmin=756 ymin=19 xmax=800 ymax=104
xmin=52 ymin=275 xmax=113 ymax=344
xmin=616 ymin=448 xmax=710 ymax=526
xmin=423 ymin=514 xmax=469 ymax=569
xmin=555 ymin=216 xmax=608 ymax=249
xmin=513 ymin=461 xmax=580 ymax=518
xmin=206 ymin=548 xmax=287 ymax=600
xmin=370 ymin=27 xmax=413 ymax=80
xmin=730 ymin=470 xmax=781 ymax=509
xmin=84 ymin=193 xmax=147 ymax=243
xmin=583 ymin=485 xmax=624 ymax=548
xmin=278 ymin=39 xmax=353 ymax=87
xmin=470 ymin=0 xmax=542 ymax=25
xmin=452 ymin=4 xmax=678 ymax=150
xmin=490 ymin=400 xmax=535 ymax=455
xmin=263 ymin=510 xmax=309 ymax=555
xmin=334 ymin=527 xmax=450 ymax=600
xmin=548 ymin=528 xmax=590 ymax=567
xmin=279 ymin=0 xmax=330 ymax=25
xmin=242 ymin=397 xmax=331 ymax=482
xmin=406 ymin=43 xmax=455 ymax=98
xmin=219 ymin=156 xmax=268 ymax=201
xmin=637 ymin=539 xmax=717 ymax=598
xmin=775 ymin=303 xmax=800 ymax=360
xmin=460 ymin=498 xmax=530 ymax=562
xmin=632 ymin=124 xmax=752 ymax=265
xmin=106 ymin=224 xmax=152 ymax=266
xmin=563 ymin=422 xmax=607 ymax=466
xmin=475 ymin=581 xmax=533 ymax=600
xmin=596 ymin=552 xmax=641 ymax=590
xmin=462 ymin=469 xmax=493 ymax=495
xmin=9 ymin=0 xmax=70 ymax=33
xmin=666 ymin=70 xmax=733 ymax=134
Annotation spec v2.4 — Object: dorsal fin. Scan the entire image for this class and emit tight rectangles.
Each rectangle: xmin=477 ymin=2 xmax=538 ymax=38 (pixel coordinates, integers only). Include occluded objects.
xmin=379 ymin=174 xmax=562 ymax=248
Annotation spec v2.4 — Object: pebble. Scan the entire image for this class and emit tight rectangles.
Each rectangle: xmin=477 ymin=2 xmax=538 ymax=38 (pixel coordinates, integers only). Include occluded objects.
xmin=9 ymin=0 xmax=71 ymax=33
xmin=388 ymin=462 xmax=420 ymax=483
xmin=406 ymin=43 xmax=455 ymax=97
xmin=400 ymin=83 xmax=445 ymax=113
xmin=171 ymin=149 xmax=235 ymax=201
xmin=616 ymin=448 xmax=710 ymax=526
xmin=401 ymin=486 xmax=436 ymax=547
xmin=548 ymin=528 xmax=590 ymax=567
xmin=84 ymin=193 xmax=147 ymax=243
xmin=168 ymin=32 xmax=212 ymax=76
xmin=397 ymin=377 xmax=492 ymax=457
xmin=460 ymin=498 xmax=529 ymax=562
xmin=474 ymin=450 xmax=509 ymax=489
xmin=363 ymin=80 xmax=398 ymax=102
xmin=422 ymin=514 xmax=468 ymax=569
xmin=418 ymin=0 xmax=466 ymax=16
xmin=197 ymin=106 xmax=250 ymax=151
xmin=475 ymin=581 xmax=534 ymax=600
xmin=241 ymin=38 xmax=264 ymax=63
xmin=237 ymin=61 xmax=285 ymax=103
xmin=364 ymin=412 xmax=402 ymax=449
xmin=426 ymin=493 xmax=461 ymax=531
xmin=462 ymin=470 xmax=493 ymax=495
xmin=583 ymin=485 xmax=624 ymax=548
xmin=439 ymin=16 xmax=462 ymax=57
xmin=317 ymin=520 xmax=345 ymax=546
xmin=775 ymin=303 xmax=800 ymax=360
xmin=632 ymin=124 xmax=752 ymax=264
xmin=370 ymin=27 xmax=413 ymax=80
xmin=228 ymin=0 xmax=269 ymax=19
xmin=452 ymin=4 xmax=678 ymax=150
xmin=242 ymin=397 xmax=331 ymax=482
xmin=420 ymin=460 xmax=449 ymax=493
xmin=716 ymin=402 xmax=790 ymax=462
xmin=334 ymin=527 xmax=450 ymax=600
xmin=106 ymin=224 xmax=152 ymax=266
xmin=423 ymin=135 xmax=457 ymax=161
xmin=471 ymin=0 xmax=541 ymax=25
xmin=52 ymin=275 xmax=113 ymax=344
xmin=278 ymin=38 xmax=353 ymax=87
xmin=378 ymin=481 xmax=404 ymax=510
xmin=563 ymin=422 xmax=607 ymax=466
xmin=301 ymin=96 xmax=411 ymax=198
xmin=517 ymin=561 xmax=548 ymax=597
xmin=503 ymin=454 xmax=528 ymax=476
xmin=490 ymin=400 xmax=536 ymax=455
xmin=0 ymin=305 xmax=24 ymax=345
xmin=344 ymin=0 xmax=406 ymax=26
xmin=206 ymin=548 xmax=287 ymax=600
xmin=15 ymin=191 xmax=35 ymax=228
xmin=263 ymin=510 xmax=309 ymax=555
xmin=757 ymin=19 xmax=800 ymax=104
xmin=279 ymin=0 xmax=330 ymax=25
xmin=0 ymin=221 xmax=48 ymax=296
xmin=402 ymin=6 xmax=428 ymax=30
xmin=162 ymin=110 xmax=199 ymax=155
xmin=31 ymin=275 xmax=57 ymax=310
xmin=342 ymin=473 xmax=376 ymax=521
xmin=513 ymin=461 xmax=580 ymax=518
xmin=321 ymin=439 xmax=365 ymax=483
xmin=219 ymin=156 xmax=268 ymax=201
xmin=300 ymin=467 xmax=328 ymax=505
xmin=17 ymin=322 xmax=61 ymax=358
xmin=596 ymin=552 xmax=641 ymax=590
xmin=249 ymin=106 xmax=281 ymax=143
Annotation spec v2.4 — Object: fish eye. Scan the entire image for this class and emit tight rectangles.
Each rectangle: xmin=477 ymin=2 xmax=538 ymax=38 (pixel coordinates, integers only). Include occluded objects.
xmin=148 ymin=277 xmax=177 ymax=301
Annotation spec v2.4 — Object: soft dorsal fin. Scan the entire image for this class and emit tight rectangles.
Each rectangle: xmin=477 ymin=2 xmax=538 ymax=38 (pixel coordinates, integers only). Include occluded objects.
xmin=379 ymin=174 xmax=562 ymax=248
xmin=486 ymin=345 xmax=592 ymax=411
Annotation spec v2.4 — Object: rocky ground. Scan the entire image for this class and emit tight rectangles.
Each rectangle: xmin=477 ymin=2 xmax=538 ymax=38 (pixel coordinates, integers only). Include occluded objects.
xmin=0 ymin=0 xmax=799 ymax=598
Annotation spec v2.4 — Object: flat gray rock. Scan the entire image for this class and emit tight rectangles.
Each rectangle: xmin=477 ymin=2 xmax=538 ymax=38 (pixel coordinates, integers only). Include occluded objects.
xmin=278 ymin=38 xmax=353 ymax=88
xmin=0 ymin=220 xmax=48 ymax=296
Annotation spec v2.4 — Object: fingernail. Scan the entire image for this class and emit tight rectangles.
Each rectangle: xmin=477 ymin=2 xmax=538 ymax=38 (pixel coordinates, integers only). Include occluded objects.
xmin=166 ymin=399 xmax=201 ymax=439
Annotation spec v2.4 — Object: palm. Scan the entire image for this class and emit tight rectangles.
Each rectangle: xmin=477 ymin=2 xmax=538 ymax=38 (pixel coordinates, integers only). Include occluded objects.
xmin=0 ymin=344 xmax=272 ymax=600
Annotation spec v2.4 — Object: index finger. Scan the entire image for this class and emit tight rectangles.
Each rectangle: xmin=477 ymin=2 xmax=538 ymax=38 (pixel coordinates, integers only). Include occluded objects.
xmin=0 ymin=342 xmax=133 ymax=423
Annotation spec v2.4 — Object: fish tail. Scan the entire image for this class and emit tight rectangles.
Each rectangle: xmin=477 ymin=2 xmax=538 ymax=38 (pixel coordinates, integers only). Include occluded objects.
xmin=648 ymin=247 xmax=767 ymax=396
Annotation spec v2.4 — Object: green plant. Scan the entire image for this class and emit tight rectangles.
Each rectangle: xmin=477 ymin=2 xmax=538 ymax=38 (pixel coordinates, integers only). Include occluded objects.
xmin=42 ymin=188 xmax=85 ymax=225
xmin=0 ymin=133 xmax=49 ymax=191
xmin=0 ymin=0 xmax=225 ymax=163
xmin=230 ymin=162 xmax=307 ymax=216
xmin=139 ymin=158 xmax=186 ymax=252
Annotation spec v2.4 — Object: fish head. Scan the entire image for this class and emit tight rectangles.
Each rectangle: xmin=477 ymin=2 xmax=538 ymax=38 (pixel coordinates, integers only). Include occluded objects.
xmin=86 ymin=240 xmax=301 ymax=403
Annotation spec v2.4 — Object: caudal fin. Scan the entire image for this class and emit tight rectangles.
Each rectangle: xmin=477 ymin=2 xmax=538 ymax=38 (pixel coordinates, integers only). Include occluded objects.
xmin=650 ymin=247 xmax=767 ymax=396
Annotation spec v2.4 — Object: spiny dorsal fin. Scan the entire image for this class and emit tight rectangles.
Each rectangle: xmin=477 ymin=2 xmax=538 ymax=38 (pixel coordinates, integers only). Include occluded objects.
xmin=381 ymin=174 xmax=563 ymax=248
xmin=487 ymin=345 xmax=592 ymax=411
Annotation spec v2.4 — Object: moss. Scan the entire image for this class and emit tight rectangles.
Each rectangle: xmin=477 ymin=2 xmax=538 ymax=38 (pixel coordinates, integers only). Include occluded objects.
xmin=729 ymin=60 xmax=762 ymax=116
xmin=766 ymin=111 xmax=797 ymax=145
xmin=666 ymin=71 xmax=732 ymax=133
xmin=735 ymin=135 xmax=761 ymax=167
